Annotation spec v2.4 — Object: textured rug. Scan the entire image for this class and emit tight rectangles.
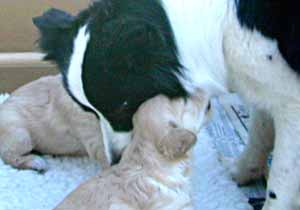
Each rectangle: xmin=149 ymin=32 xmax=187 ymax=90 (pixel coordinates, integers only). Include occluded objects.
xmin=0 ymin=94 xmax=252 ymax=210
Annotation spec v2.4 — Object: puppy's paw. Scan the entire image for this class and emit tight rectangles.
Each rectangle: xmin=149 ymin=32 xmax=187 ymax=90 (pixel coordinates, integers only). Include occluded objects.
xmin=18 ymin=155 xmax=49 ymax=172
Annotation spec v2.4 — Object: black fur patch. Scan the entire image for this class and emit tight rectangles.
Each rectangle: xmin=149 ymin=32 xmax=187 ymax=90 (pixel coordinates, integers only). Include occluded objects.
xmin=236 ymin=0 xmax=300 ymax=72
xmin=269 ymin=191 xmax=277 ymax=199
xmin=34 ymin=1 xmax=187 ymax=131
xmin=82 ymin=0 xmax=187 ymax=131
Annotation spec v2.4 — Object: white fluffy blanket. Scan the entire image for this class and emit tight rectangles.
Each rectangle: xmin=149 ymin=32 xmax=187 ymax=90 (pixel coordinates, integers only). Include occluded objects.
xmin=0 ymin=94 xmax=252 ymax=210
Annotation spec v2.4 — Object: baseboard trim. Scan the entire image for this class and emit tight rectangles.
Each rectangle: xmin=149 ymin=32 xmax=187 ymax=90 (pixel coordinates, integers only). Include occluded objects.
xmin=0 ymin=52 xmax=58 ymax=92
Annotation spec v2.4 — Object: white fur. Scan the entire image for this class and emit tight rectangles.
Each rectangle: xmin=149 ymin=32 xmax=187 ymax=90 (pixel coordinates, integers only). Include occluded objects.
xmin=67 ymin=25 xmax=91 ymax=110
xmin=161 ymin=0 xmax=229 ymax=96
xmin=223 ymin=15 xmax=300 ymax=209
xmin=67 ymin=25 xmax=131 ymax=165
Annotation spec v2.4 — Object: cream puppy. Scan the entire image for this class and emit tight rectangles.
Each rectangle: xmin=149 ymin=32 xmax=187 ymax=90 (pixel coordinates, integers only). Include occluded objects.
xmin=0 ymin=75 xmax=112 ymax=171
xmin=54 ymin=92 xmax=210 ymax=210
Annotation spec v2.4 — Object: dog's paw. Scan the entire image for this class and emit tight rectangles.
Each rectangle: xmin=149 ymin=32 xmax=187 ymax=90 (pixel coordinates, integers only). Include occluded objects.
xmin=220 ymin=156 xmax=263 ymax=185
xmin=18 ymin=155 xmax=49 ymax=172
xmin=219 ymin=156 xmax=240 ymax=180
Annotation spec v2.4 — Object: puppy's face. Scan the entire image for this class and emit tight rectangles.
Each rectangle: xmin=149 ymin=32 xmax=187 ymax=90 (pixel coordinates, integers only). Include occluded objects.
xmin=132 ymin=91 xmax=211 ymax=160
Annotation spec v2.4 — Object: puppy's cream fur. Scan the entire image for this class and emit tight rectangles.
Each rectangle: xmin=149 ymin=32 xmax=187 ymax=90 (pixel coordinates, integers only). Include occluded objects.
xmin=55 ymin=92 xmax=210 ymax=210
xmin=0 ymin=75 xmax=112 ymax=171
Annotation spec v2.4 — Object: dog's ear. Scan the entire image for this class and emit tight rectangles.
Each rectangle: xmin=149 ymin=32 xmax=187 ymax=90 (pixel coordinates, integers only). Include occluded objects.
xmin=33 ymin=8 xmax=75 ymax=64
xmin=156 ymin=128 xmax=197 ymax=160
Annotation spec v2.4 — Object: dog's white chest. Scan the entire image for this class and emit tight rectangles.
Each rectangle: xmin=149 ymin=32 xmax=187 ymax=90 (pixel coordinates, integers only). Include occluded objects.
xmin=161 ymin=0 xmax=230 ymax=95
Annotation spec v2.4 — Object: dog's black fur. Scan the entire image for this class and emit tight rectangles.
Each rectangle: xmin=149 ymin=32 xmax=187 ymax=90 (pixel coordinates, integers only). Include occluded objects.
xmin=33 ymin=0 xmax=187 ymax=131
xmin=236 ymin=0 xmax=300 ymax=71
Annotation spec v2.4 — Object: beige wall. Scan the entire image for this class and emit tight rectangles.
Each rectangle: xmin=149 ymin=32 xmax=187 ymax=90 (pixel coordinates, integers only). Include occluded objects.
xmin=0 ymin=1 xmax=90 ymax=92
xmin=0 ymin=0 xmax=90 ymax=52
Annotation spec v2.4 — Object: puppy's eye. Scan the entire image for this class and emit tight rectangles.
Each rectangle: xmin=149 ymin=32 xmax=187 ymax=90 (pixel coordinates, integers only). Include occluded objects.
xmin=206 ymin=101 xmax=211 ymax=113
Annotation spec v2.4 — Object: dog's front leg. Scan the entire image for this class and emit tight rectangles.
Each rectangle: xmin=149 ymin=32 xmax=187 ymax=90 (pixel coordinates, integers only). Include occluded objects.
xmin=230 ymin=108 xmax=274 ymax=185
xmin=262 ymin=104 xmax=300 ymax=210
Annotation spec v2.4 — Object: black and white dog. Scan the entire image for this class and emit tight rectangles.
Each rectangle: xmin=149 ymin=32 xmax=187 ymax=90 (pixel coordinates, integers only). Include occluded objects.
xmin=34 ymin=0 xmax=300 ymax=209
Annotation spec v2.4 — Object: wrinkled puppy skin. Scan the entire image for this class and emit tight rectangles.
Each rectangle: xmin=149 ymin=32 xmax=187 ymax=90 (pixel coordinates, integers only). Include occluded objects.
xmin=0 ymin=75 xmax=111 ymax=171
xmin=55 ymin=92 xmax=210 ymax=210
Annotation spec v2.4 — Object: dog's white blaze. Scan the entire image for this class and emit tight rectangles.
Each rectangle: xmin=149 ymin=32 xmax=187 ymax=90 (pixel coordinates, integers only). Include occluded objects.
xmin=161 ymin=0 xmax=230 ymax=96
xmin=67 ymin=25 xmax=91 ymax=109
xmin=67 ymin=24 xmax=116 ymax=165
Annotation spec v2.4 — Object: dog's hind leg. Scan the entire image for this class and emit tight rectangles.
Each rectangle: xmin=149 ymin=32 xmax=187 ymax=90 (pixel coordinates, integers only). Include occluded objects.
xmin=0 ymin=127 xmax=48 ymax=172
xmin=262 ymin=104 xmax=300 ymax=210
xmin=229 ymin=108 xmax=274 ymax=185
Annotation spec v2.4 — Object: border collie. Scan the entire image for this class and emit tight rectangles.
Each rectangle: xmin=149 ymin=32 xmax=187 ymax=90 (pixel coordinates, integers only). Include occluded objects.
xmin=33 ymin=1 xmax=300 ymax=209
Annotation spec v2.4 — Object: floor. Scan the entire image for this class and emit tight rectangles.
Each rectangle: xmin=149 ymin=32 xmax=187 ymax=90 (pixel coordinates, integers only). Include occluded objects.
xmin=211 ymin=94 xmax=266 ymax=210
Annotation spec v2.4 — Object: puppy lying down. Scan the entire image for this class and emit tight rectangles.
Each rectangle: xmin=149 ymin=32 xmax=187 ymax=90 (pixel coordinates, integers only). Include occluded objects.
xmin=55 ymin=92 xmax=211 ymax=210
xmin=0 ymin=75 xmax=111 ymax=171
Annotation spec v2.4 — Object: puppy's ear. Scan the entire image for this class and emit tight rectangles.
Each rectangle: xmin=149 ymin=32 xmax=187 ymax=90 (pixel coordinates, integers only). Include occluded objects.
xmin=33 ymin=8 xmax=75 ymax=65
xmin=157 ymin=128 xmax=197 ymax=160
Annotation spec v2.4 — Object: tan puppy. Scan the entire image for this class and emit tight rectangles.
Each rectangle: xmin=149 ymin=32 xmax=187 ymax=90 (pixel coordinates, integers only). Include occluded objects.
xmin=55 ymin=92 xmax=210 ymax=210
xmin=0 ymin=75 xmax=111 ymax=171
